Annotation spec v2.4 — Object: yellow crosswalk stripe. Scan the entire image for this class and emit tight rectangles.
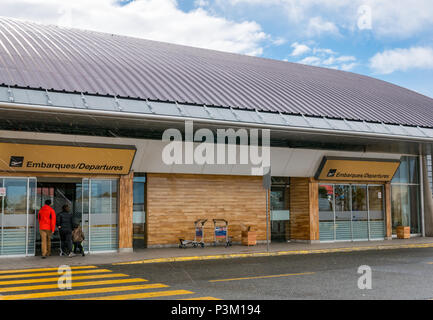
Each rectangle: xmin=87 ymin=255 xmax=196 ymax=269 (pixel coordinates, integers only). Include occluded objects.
xmin=0 ymin=278 xmax=149 ymax=293
xmin=74 ymin=290 xmax=194 ymax=300
xmin=0 ymin=273 xmax=130 ymax=286
xmin=180 ymin=297 xmax=222 ymax=300
xmin=0 ymin=284 xmax=169 ymax=300
xmin=0 ymin=266 xmax=97 ymax=274
xmin=0 ymin=269 xmax=112 ymax=280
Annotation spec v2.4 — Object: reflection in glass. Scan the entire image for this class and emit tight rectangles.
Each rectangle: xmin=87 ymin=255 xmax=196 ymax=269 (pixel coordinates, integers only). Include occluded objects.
xmin=133 ymin=177 xmax=146 ymax=249
xmin=319 ymin=185 xmax=334 ymax=241
xmin=335 ymin=185 xmax=351 ymax=241
xmin=368 ymin=186 xmax=385 ymax=239
xmin=391 ymin=156 xmax=421 ymax=234
xmin=89 ymin=179 xmax=118 ymax=252
xmin=351 ymin=185 xmax=368 ymax=240
xmin=270 ymin=177 xmax=290 ymax=242
xmin=1 ymin=179 xmax=31 ymax=256
xmin=391 ymin=185 xmax=420 ymax=234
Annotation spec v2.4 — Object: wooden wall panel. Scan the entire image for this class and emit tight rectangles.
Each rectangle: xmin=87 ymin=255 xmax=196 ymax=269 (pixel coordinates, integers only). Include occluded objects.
xmin=309 ymin=179 xmax=320 ymax=241
xmin=118 ymin=171 xmax=134 ymax=250
xmin=146 ymin=173 xmax=267 ymax=246
xmin=385 ymin=182 xmax=392 ymax=239
xmin=289 ymin=177 xmax=319 ymax=241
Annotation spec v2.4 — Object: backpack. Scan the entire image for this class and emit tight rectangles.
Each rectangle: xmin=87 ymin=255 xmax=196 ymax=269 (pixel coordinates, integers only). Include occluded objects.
xmin=72 ymin=226 xmax=85 ymax=242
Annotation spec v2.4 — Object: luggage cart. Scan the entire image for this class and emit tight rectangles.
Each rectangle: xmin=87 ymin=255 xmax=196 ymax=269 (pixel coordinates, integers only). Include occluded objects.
xmin=213 ymin=219 xmax=232 ymax=247
xmin=179 ymin=219 xmax=207 ymax=249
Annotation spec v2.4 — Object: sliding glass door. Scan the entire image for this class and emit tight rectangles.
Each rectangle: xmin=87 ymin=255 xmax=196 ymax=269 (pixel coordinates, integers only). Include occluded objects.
xmin=368 ymin=186 xmax=386 ymax=239
xmin=352 ymin=185 xmax=368 ymax=241
xmin=82 ymin=178 xmax=118 ymax=253
xmin=0 ymin=177 xmax=37 ymax=256
xmin=319 ymin=183 xmax=386 ymax=242
xmin=335 ymin=185 xmax=351 ymax=241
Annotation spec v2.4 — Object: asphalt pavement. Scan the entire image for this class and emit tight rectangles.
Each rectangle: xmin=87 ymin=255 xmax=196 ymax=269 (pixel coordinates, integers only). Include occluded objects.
xmin=1 ymin=246 xmax=431 ymax=300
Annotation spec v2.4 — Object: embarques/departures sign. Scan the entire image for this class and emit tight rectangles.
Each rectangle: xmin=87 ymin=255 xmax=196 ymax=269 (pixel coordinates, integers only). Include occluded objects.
xmin=315 ymin=156 xmax=401 ymax=182
xmin=0 ymin=141 xmax=136 ymax=175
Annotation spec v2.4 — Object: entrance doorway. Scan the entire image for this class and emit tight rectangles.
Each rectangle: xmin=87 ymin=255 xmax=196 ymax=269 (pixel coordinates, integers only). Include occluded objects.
xmin=319 ymin=184 xmax=386 ymax=242
xmin=36 ymin=178 xmax=82 ymax=256
xmin=0 ymin=176 xmax=119 ymax=257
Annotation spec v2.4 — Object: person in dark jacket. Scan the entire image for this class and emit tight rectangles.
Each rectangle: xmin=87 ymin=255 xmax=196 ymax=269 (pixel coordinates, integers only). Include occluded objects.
xmin=57 ymin=204 xmax=74 ymax=257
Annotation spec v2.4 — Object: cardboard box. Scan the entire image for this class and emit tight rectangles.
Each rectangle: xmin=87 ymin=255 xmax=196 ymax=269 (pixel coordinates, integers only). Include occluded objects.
xmin=396 ymin=226 xmax=410 ymax=239
xmin=242 ymin=231 xmax=257 ymax=246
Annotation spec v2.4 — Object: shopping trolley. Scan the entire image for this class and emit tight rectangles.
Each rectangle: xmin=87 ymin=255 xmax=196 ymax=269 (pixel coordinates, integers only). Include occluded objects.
xmin=213 ymin=219 xmax=232 ymax=247
xmin=179 ymin=219 xmax=207 ymax=249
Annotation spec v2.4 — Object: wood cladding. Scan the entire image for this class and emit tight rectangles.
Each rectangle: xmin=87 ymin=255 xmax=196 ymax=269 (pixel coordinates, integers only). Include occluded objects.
xmin=146 ymin=173 xmax=267 ymax=246
xmin=118 ymin=171 xmax=134 ymax=249
xmin=289 ymin=177 xmax=319 ymax=241
xmin=385 ymin=182 xmax=392 ymax=238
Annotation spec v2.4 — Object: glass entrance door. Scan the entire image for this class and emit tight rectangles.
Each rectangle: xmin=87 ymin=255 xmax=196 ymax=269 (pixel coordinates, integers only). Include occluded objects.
xmin=334 ymin=185 xmax=351 ymax=241
xmin=351 ymin=185 xmax=369 ymax=240
xmin=82 ymin=178 xmax=118 ymax=253
xmin=0 ymin=177 xmax=36 ymax=256
xmin=319 ymin=183 xmax=386 ymax=242
xmin=368 ymin=185 xmax=386 ymax=239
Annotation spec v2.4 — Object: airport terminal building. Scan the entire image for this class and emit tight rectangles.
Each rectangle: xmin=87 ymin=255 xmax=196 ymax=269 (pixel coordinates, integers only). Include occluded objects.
xmin=0 ymin=17 xmax=432 ymax=256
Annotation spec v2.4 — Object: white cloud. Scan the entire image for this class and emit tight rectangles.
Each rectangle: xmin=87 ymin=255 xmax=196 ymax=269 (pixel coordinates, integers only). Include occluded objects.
xmin=0 ymin=0 xmax=268 ymax=56
xmin=290 ymin=42 xmax=311 ymax=56
xmin=306 ymin=16 xmax=339 ymax=36
xmin=370 ymin=47 xmax=433 ymax=74
xmin=297 ymin=46 xmax=357 ymax=71
xmin=225 ymin=0 xmax=433 ymax=39
xmin=298 ymin=56 xmax=321 ymax=66
xmin=194 ymin=0 xmax=210 ymax=7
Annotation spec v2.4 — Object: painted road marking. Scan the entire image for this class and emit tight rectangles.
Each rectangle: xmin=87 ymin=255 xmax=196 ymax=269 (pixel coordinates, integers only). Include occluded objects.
xmin=0 ymin=284 xmax=168 ymax=300
xmin=0 ymin=278 xmax=149 ymax=293
xmin=209 ymin=272 xmax=315 ymax=283
xmin=0 ymin=269 xmax=112 ymax=280
xmin=0 ymin=266 xmax=218 ymax=300
xmin=74 ymin=290 xmax=194 ymax=300
xmin=0 ymin=273 xmax=130 ymax=286
xmin=180 ymin=297 xmax=222 ymax=300
xmin=114 ymin=243 xmax=433 ymax=266
xmin=0 ymin=266 xmax=97 ymax=274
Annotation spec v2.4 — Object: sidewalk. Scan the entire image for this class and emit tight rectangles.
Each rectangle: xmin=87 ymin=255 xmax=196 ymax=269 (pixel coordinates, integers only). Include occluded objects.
xmin=1 ymin=237 xmax=433 ymax=270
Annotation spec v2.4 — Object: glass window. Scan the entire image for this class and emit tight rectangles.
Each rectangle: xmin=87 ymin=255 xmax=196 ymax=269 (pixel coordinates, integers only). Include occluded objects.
xmin=408 ymin=157 xmax=419 ymax=184
xmin=133 ymin=176 xmax=147 ymax=249
xmin=409 ymin=185 xmax=420 ymax=233
xmin=352 ymin=184 xmax=369 ymax=242
xmin=319 ymin=185 xmax=334 ymax=221
xmin=391 ymin=156 xmax=421 ymax=234
xmin=368 ymin=186 xmax=384 ymax=220
xmin=351 ymin=185 xmax=367 ymax=219
xmin=334 ymin=185 xmax=350 ymax=220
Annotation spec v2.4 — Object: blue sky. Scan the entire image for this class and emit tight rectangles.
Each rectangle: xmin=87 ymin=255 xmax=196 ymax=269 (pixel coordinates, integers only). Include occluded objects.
xmin=3 ymin=0 xmax=433 ymax=98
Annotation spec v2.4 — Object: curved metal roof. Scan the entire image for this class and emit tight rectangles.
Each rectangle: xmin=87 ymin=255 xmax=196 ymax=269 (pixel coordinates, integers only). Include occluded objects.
xmin=0 ymin=16 xmax=432 ymax=128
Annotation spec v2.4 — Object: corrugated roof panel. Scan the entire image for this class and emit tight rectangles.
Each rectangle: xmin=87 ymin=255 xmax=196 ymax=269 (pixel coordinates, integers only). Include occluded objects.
xmin=0 ymin=17 xmax=432 ymax=127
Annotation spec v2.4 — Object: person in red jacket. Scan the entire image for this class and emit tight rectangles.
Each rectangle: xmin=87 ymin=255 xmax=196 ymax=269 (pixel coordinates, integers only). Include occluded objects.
xmin=38 ymin=200 xmax=56 ymax=259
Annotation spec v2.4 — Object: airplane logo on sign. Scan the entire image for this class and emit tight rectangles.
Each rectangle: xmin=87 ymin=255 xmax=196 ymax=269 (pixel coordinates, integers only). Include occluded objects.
xmin=327 ymin=169 xmax=337 ymax=177
xmin=9 ymin=156 xmax=24 ymax=168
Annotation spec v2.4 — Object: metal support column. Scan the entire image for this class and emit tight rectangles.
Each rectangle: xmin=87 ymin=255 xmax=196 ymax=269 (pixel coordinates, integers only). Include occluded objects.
xmin=419 ymin=145 xmax=426 ymax=237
